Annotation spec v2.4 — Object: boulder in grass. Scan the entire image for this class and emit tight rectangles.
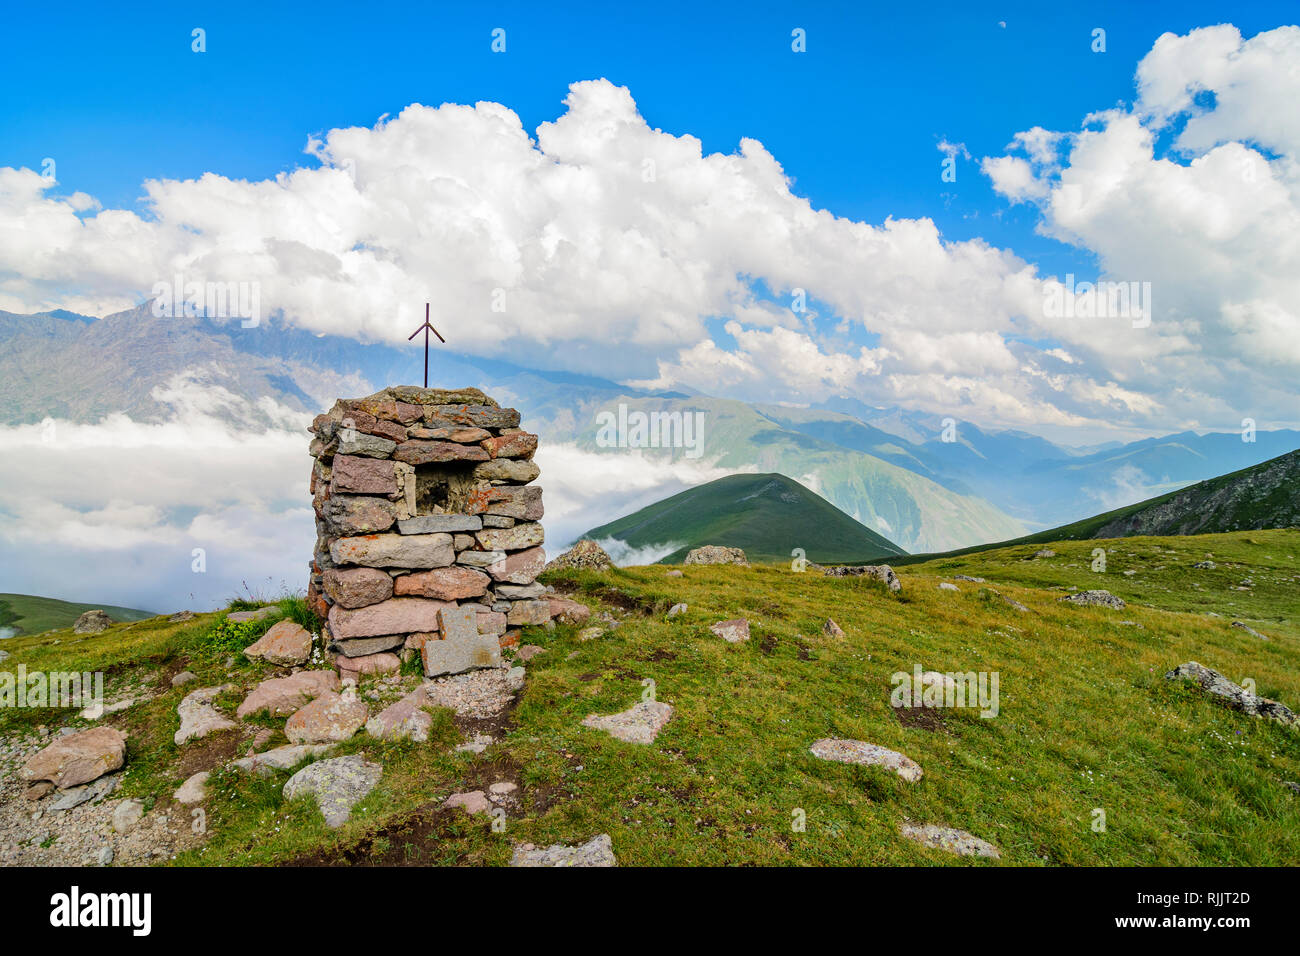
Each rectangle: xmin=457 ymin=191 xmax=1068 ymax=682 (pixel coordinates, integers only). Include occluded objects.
xmin=684 ymin=545 xmax=749 ymax=567
xmin=822 ymin=564 xmax=902 ymax=593
xmin=1165 ymin=661 xmax=1297 ymax=725
xmin=283 ymin=754 xmax=382 ymax=829
xmin=544 ymin=539 xmax=614 ymax=572
xmin=244 ymin=619 xmax=313 ymax=666
xmin=1059 ymin=590 xmax=1126 ymax=609
xmin=900 ymin=823 xmax=1001 ymax=859
xmin=285 ymin=691 xmax=369 ymax=744
xmin=709 ymin=618 xmax=750 ymax=643
xmin=809 ymin=738 xmax=923 ymax=783
xmin=510 ymin=833 xmax=617 ymax=867
xmin=582 ymin=700 xmax=673 ymax=745
xmin=73 ymin=610 xmax=113 ymax=634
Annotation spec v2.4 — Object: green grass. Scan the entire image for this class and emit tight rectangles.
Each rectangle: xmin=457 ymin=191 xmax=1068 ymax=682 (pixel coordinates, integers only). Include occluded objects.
xmin=583 ymin=471 xmax=905 ymax=564
xmin=2 ymin=530 xmax=1297 ymax=866
xmin=0 ymin=592 xmax=154 ymax=637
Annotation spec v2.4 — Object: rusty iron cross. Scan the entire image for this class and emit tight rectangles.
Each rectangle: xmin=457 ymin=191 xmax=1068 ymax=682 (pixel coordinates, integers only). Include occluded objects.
xmin=407 ymin=302 xmax=446 ymax=388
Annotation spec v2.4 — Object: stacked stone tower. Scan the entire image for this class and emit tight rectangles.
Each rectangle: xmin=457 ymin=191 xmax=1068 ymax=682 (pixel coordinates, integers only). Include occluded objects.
xmin=306 ymin=386 xmax=552 ymax=679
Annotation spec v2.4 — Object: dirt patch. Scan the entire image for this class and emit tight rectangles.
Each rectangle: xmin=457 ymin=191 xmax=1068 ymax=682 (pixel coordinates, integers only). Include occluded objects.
xmin=892 ymin=704 xmax=949 ymax=733
xmin=758 ymin=634 xmax=777 ymax=655
xmin=547 ymin=580 xmax=657 ymax=616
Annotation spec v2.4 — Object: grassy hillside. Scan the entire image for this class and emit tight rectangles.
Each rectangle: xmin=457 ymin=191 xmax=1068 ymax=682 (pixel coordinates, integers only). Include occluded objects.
xmin=894 ymin=448 xmax=1300 ymax=567
xmin=583 ymin=472 xmax=906 ymax=564
xmin=0 ymin=592 xmax=154 ymax=637
xmin=1 ymin=529 xmax=1296 ymax=866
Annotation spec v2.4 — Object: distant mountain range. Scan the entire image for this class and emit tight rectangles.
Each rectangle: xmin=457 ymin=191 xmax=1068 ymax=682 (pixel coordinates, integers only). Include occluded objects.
xmin=3 ymin=304 xmax=1296 ymax=554
xmin=583 ymin=472 xmax=905 ymax=565
xmin=893 ymin=447 xmax=1300 ymax=564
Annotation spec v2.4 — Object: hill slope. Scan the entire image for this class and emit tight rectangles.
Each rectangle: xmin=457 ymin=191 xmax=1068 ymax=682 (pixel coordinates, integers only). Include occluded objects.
xmin=582 ymin=472 xmax=906 ymax=564
xmin=894 ymin=447 xmax=1300 ymax=565
xmin=0 ymin=593 xmax=155 ymax=637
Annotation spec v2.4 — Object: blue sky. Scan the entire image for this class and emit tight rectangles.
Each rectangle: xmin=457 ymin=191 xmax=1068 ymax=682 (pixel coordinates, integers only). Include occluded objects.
xmin=2 ymin=0 xmax=1286 ymax=281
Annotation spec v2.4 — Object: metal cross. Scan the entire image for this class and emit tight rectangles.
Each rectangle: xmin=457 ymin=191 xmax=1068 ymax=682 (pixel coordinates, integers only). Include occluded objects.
xmin=407 ymin=302 xmax=445 ymax=388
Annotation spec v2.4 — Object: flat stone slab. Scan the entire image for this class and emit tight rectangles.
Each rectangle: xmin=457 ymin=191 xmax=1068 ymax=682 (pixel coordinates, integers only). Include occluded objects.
xmin=510 ymin=833 xmax=617 ymax=867
xmin=582 ymin=700 xmax=673 ymax=744
xmin=285 ymin=691 xmax=369 ymax=744
xmin=174 ymin=771 xmax=209 ymax=805
xmin=175 ymin=685 xmax=238 ymax=745
xmin=228 ymin=744 xmax=335 ymax=775
xmin=809 ymin=738 xmax=923 ymax=782
xmin=237 ymin=670 xmax=339 ymax=718
xmin=283 ymin=754 xmax=382 ymax=828
xmin=49 ymin=774 xmax=118 ymax=811
xmin=709 ymin=618 xmax=750 ymax=643
xmin=900 ymin=823 xmax=1001 ymax=859
xmin=445 ymin=790 xmax=491 ymax=816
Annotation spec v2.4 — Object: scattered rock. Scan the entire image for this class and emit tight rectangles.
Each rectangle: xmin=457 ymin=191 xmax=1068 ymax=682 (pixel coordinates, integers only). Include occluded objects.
xmin=809 ymin=738 xmax=923 ymax=782
xmin=1059 ymin=590 xmax=1126 ymax=609
xmin=21 ymin=727 xmax=127 ymax=789
xmin=545 ymin=539 xmax=614 ymax=572
xmin=244 ymin=620 xmax=313 ymax=666
xmin=111 ymin=799 xmax=144 ymax=833
xmin=168 ymin=610 xmax=195 ymax=623
xmin=546 ymin=596 xmax=592 ymax=625
xmin=175 ymin=685 xmax=238 ymax=745
xmin=24 ymin=781 xmax=55 ymax=802
xmin=823 ymin=618 xmax=845 ymax=639
xmin=455 ymin=734 xmax=495 ymax=754
xmin=237 ymin=670 xmax=339 ymax=718
xmin=365 ymin=688 xmax=434 ymax=742
xmin=78 ymin=697 xmax=134 ymax=720
xmin=445 ymin=790 xmax=491 ymax=816
xmin=49 ymin=775 xmax=118 ymax=811
xmin=953 ymin=575 xmax=985 ymax=583
xmin=1231 ymin=621 xmax=1269 ymax=640
xmin=938 ymin=582 xmax=960 ymax=592
xmin=73 ymin=610 xmax=113 ymax=634
xmin=1165 ymin=662 xmax=1296 ymax=725
xmin=517 ymin=644 xmax=547 ymax=662
xmin=489 ymin=781 xmax=516 ymax=795
xmin=900 ymin=823 xmax=1001 ymax=859
xmin=283 ymin=754 xmax=382 ymax=828
xmin=709 ymin=618 xmax=750 ymax=643
xmin=578 ymin=627 xmax=604 ymax=642
xmin=228 ymin=744 xmax=335 ymax=775
xmin=226 ymin=606 xmax=278 ymax=624
xmin=684 ymin=545 xmax=749 ymax=567
xmin=173 ymin=771 xmax=210 ymax=805
xmin=510 ymin=833 xmax=616 ymax=867
xmin=823 ymin=564 xmax=901 ymax=593
xmin=667 ymin=603 xmax=688 ymax=618
xmin=664 ymin=570 xmax=684 ymax=578
xmin=1193 ymin=560 xmax=1216 ymax=569
xmin=582 ymin=700 xmax=673 ymax=744
xmin=986 ymin=590 xmax=1029 ymax=613
xmin=285 ymin=691 xmax=369 ymax=744
xmin=1033 ymin=549 xmax=1056 ymax=559
xmin=97 ymin=846 xmax=114 ymax=865
xmin=170 ymin=671 xmax=197 ymax=688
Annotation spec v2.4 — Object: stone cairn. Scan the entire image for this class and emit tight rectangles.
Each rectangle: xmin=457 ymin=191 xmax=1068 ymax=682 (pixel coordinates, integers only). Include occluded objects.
xmin=306 ymin=386 xmax=552 ymax=678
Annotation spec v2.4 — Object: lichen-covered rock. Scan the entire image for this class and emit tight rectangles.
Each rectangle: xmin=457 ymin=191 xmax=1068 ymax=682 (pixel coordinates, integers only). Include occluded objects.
xmin=822 ymin=564 xmax=901 ymax=592
xmin=285 ymin=691 xmax=369 ymax=744
xmin=510 ymin=833 xmax=616 ymax=867
xmin=283 ymin=754 xmax=382 ymax=828
xmin=545 ymin=539 xmax=614 ymax=572
xmin=684 ymin=545 xmax=749 ymax=567
xmin=1165 ymin=661 xmax=1297 ymax=724
xmin=900 ymin=823 xmax=1001 ymax=858
xmin=709 ymin=618 xmax=750 ymax=643
xmin=175 ymin=685 xmax=238 ymax=745
xmin=582 ymin=700 xmax=673 ymax=744
xmin=809 ymin=738 xmax=923 ymax=782
xmin=73 ymin=610 xmax=113 ymax=634
xmin=1059 ymin=590 xmax=1126 ymax=609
